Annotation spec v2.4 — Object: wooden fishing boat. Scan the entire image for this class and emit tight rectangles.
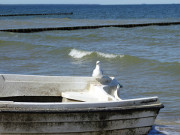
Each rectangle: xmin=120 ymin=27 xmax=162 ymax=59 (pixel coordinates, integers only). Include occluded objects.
xmin=0 ymin=74 xmax=164 ymax=135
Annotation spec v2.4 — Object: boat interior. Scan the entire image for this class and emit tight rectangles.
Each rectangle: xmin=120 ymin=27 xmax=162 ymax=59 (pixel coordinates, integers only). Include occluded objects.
xmin=0 ymin=74 xmax=121 ymax=103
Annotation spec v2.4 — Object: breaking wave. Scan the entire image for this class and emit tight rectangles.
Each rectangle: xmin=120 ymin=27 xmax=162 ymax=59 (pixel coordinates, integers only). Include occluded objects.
xmin=69 ymin=48 xmax=124 ymax=59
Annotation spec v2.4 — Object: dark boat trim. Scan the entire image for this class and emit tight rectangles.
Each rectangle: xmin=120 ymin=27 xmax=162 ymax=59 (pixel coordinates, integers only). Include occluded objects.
xmin=0 ymin=103 xmax=164 ymax=113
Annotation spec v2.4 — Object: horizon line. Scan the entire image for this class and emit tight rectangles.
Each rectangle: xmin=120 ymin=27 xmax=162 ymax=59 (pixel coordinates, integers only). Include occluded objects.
xmin=0 ymin=3 xmax=180 ymax=5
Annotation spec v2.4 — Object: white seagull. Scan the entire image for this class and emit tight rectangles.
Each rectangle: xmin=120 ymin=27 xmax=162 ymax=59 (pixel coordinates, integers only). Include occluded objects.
xmin=114 ymin=84 xmax=122 ymax=101
xmin=92 ymin=61 xmax=103 ymax=78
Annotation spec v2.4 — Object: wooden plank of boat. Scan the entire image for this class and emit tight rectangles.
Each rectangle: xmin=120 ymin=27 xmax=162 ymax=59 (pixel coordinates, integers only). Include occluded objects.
xmin=0 ymin=118 xmax=154 ymax=134
xmin=0 ymin=101 xmax=163 ymax=134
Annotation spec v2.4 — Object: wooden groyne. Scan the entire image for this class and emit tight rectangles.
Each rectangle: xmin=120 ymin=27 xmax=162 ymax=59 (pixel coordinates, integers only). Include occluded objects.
xmin=0 ymin=22 xmax=180 ymax=33
xmin=0 ymin=12 xmax=73 ymax=17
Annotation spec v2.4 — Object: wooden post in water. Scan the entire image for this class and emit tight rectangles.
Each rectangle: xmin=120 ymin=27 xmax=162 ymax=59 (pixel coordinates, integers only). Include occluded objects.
xmin=0 ymin=12 xmax=73 ymax=17
xmin=0 ymin=22 xmax=180 ymax=33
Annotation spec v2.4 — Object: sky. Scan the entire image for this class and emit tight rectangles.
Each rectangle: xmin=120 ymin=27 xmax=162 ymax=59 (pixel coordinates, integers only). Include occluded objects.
xmin=0 ymin=0 xmax=180 ymax=4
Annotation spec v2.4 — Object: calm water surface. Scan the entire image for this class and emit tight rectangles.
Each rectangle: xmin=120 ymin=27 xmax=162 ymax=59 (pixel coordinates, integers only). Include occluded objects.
xmin=0 ymin=4 xmax=180 ymax=135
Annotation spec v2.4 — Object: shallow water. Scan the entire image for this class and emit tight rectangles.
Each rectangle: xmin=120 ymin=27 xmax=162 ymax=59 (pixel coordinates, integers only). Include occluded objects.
xmin=0 ymin=4 xmax=180 ymax=134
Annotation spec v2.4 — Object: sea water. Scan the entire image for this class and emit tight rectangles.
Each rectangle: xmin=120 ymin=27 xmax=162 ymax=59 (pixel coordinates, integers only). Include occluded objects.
xmin=0 ymin=4 xmax=180 ymax=135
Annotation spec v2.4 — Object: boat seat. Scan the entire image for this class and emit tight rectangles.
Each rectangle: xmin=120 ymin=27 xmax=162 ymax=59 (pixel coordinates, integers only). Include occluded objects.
xmin=62 ymin=91 xmax=99 ymax=102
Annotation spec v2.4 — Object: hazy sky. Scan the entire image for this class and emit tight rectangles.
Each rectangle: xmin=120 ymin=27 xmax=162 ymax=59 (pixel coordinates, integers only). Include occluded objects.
xmin=0 ymin=0 xmax=180 ymax=4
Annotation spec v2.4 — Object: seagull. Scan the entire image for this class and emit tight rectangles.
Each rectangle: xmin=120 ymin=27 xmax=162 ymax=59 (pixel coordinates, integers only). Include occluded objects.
xmin=92 ymin=61 xmax=103 ymax=78
xmin=114 ymin=84 xmax=122 ymax=101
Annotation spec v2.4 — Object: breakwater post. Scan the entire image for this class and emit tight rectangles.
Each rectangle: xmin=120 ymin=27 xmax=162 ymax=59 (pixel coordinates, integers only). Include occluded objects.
xmin=0 ymin=12 xmax=73 ymax=17
xmin=0 ymin=22 xmax=180 ymax=33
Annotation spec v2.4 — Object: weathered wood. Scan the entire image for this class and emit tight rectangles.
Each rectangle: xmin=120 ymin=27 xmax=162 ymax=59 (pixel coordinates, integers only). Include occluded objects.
xmin=0 ymin=102 xmax=163 ymax=113
xmin=0 ymin=117 xmax=155 ymax=133
xmin=0 ymin=100 xmax=163 ymax=134
xmin=0 ymin=22 xmax=180 ymax=33
xmin=0 ymin=105 xmax=162 ymax=134
xmin=0 ymin=12 xmax=73 ymax=17
xmin=0 ymin=110 xmax=158 ymax=122
xmin=0 ymin=127 xmax=152 ymax=135
xmin=0 ymin=106 xmax=159 ymax=134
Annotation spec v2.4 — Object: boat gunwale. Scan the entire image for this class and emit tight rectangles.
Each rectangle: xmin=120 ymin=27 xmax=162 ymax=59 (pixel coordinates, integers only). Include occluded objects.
xmin=0 ymin=96 xmax=159 ymax=106
xmin=0 ymin=103 xmax=164 ymax=113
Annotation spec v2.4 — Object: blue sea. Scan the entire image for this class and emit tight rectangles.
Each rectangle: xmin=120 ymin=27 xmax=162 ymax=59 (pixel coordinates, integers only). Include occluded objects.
xmin=0 ymin=4 xmax=180 ymax=135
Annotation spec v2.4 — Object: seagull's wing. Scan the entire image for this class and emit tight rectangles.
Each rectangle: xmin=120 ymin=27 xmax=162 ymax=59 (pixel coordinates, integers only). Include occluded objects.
xmin=101 ymin=69 xmax=103 ymax=75
xmin=92 ymin=69 xmax=96 ymax=76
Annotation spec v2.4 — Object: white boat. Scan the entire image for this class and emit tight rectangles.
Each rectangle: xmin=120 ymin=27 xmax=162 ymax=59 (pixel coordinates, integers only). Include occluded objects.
xmin=0 ymin=73 xmax=164 ymax=135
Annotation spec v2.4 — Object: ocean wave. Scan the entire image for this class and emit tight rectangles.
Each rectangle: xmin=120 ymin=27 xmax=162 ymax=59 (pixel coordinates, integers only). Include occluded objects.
xmin=154 ymin=125 xmax=180 ymax=135
xmin=69 ymin=49 xmax=92 ymax=58
xmin=68 ymin=48 xmax=124 ymax=59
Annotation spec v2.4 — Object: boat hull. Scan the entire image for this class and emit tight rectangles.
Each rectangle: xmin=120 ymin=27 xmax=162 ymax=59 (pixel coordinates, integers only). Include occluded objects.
xmin=0 ymin=102 xmax=163 ymax=135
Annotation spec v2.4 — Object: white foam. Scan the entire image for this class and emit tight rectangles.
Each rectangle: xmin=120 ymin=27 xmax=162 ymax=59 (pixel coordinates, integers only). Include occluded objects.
xmin=97 ymin=52 xmax=124 ymax=58
xmin=69 ymin=49 xmax=92 ymax=58
xmin=69 ymin=48 xmax=124 ymax=59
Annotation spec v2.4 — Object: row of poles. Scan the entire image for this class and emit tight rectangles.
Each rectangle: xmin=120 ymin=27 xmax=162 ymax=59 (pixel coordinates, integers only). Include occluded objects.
xmin=0 ymin=22 xmax=180 ymax=33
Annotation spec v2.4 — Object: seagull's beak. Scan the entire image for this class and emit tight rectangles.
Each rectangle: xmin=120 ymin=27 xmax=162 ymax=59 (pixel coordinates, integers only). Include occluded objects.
xmin=118 ymin=83 xmax=123 ymax=88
